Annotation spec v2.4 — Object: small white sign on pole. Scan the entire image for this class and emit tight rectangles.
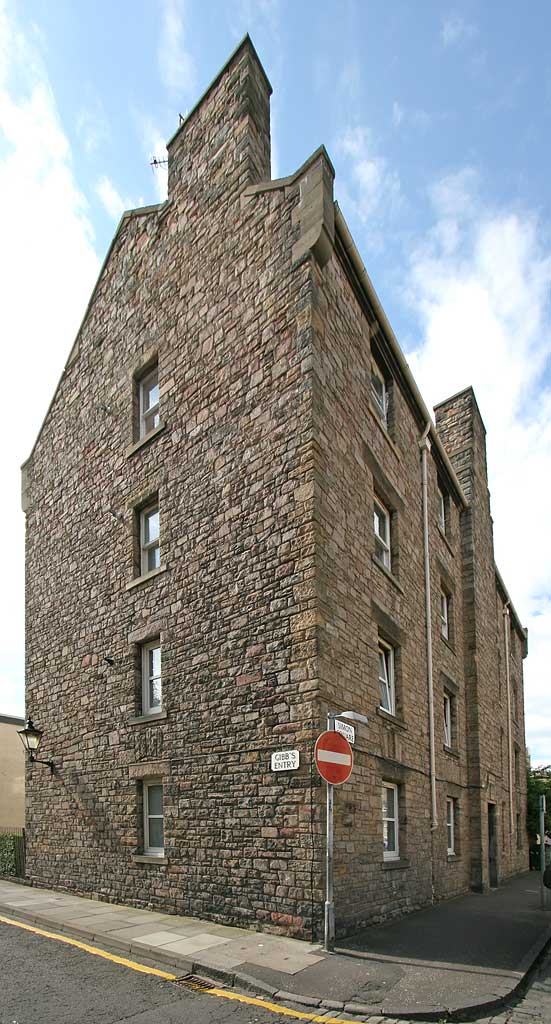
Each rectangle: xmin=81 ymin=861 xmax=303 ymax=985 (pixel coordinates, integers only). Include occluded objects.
xmin=335 ymin=719 xmax=355 ymax=745
xmin=271 ymin=750 xmax=300 ymax=772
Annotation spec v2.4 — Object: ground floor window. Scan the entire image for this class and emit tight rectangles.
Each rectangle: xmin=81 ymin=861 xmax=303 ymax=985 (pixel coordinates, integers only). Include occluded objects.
xmin=446 ymin=797 xmax=456 ymax=855
xmin=382 ymin=782 xmax=399 ymax=860
xmin=143 ymin=780 xmax=164 ymax=856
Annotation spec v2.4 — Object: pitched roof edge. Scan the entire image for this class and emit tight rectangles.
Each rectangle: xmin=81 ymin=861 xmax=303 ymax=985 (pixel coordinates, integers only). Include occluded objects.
xmin=242 ymin=144 xmax=335 ymax=198
xmin=21 ymin=202 xmax=163 ymax=471
xmin=495 ymin=564 xmax=527 ymax=642
xmin=167 ymin=34 xmax=272 ymax=151
xmin=0 ymin=713 xmax=25 ymax=726
xmin=333 ymin=203 xmax=468 ymax=510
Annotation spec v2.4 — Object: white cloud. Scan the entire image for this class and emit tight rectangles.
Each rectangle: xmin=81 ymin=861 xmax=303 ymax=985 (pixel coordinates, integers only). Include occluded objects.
xmin=76 ymin=99 xmax=109 ymax=155
xmin=337 ymin=126 xmax=402 ymax=229
xmin=158 ymin=0 xmax=195 ymax=100
xmin=392 ymin=101 xmax=404 ymax=128
xmin=140 ymin=115 xmax=168 ymax=202
xmin=441 ymin=12 xmax=477 ymax=48
xmin=337 ymin=59 xmax=362 ymax=106
xmin=392 ymin=100 xmax=433 ymax=134
xmin=0 ymin=0 xmax=100 ymax=716
xmin=95 ymin=175 xmax=133 ymax=220
xmin=404 ymin=168 xmax=551 ymax=765
xmin=228 ymin=0 xmax=281 ymax=41
xmin=0 ymin=672 xmax=25 ymax=719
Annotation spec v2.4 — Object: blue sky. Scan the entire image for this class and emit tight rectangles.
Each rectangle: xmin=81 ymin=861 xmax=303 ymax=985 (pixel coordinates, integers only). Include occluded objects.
xmin=1 ymin=0 xmax=550 ymax=764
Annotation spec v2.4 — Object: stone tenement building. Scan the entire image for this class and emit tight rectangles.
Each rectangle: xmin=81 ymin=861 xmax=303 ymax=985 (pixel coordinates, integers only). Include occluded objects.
xmin=22 ymin=37 xmax=528 ymax=939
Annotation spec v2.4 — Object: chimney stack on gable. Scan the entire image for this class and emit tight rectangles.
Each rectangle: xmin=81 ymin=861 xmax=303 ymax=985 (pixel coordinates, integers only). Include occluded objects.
xmin=166 ymin=36 xmax=272 ymax=207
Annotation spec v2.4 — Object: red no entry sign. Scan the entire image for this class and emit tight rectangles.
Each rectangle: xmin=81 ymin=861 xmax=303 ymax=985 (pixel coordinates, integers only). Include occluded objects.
xmin=315 ymin=730 xmax=353 ymax=785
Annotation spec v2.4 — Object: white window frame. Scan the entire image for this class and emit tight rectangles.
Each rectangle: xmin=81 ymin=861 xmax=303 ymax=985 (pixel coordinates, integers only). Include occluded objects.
xmin=139 ymin=366 xmax=160 ymax=438
xmin=443 ymin=692 xmax=452 ymax=747
xmin=371 ymin=365 xmax=388 ymax=426
xmin=438 ymin=488 xmax=446 ymax=533
xmin=143 ymin=780 xmax=164 ymax=857
xmin=142 ymin=640 xmax=162 ymax=715
xmin=382 ymin=782 xmax=399 ymax=861
xmin=440 ymin=590 xmax=450 ymax=640
xmin=374 ymin=498 xmax=391 ymax=570
xmin=140 ymin=502 xmax=160 ymax=576
xmin=446 ymin=797 xmax=456 ymax=855
xmin=378 ymin=640 xmax=395 ymax=716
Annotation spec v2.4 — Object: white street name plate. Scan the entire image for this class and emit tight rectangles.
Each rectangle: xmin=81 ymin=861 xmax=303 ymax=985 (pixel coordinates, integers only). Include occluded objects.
xmin=335 ymin=720 xmax=356 ymax=745
xmin=271 ymin=750 xmax=300 ymax=771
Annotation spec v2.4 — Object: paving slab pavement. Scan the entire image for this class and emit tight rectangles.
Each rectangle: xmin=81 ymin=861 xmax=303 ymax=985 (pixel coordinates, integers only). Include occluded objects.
xmin=1 ymin=872 xmax=550 ymax=1019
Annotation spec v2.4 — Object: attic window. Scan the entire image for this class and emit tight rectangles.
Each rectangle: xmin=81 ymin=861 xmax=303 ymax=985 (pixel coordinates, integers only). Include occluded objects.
xmin=371 ymin=365 xmax=388 ymax=426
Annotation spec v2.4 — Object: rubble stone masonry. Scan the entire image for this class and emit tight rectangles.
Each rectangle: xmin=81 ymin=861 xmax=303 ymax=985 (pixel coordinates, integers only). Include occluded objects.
xmin=22 ymin=37 xmax=528 ymax=939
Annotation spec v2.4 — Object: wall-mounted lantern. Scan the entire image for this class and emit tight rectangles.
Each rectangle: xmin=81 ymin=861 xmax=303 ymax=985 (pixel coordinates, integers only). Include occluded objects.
xmin=17 ymin=718 xmax=55 ymax=774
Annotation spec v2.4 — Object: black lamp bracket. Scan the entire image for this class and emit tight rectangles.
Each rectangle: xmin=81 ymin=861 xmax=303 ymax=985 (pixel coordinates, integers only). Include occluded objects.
xmin=29 ymin=752 xmax=55 ymax=774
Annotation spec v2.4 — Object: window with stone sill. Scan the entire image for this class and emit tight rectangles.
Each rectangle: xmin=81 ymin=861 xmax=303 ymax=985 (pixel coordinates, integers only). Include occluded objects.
xmin=371 ymin=363 xmax=389 ymax=428
xmin=138 ymin=365 xmax=160 ymax=439
xmin=437 ymin=486 xmax=449 ymax=536
xmin=141 ymin=639 xmax=162 ymax=715
xmin=440 ymin=589 xmax=451 ymax=642
xmin=378 ymin=639 xmax=395 ymax=716
xmin=143 ymin=780 xmax=164 ymax=856
xmin=443 ymin=691 xmax=455 ymax=748
xmin=139 ymin=501 xmax=160 ymax=576
xmin=382 ymin=781 xmax=399 ymax=861
xmin=446 ymin=797 xmax=457 ymax=855
xmin=374 ymin=498 xmax=392 ymax=570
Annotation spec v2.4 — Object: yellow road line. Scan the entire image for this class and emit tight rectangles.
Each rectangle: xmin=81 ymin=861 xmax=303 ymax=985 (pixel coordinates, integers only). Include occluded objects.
xmin=0 ymin=912 xmax=355 ymax=1024
xmin=0 ymin=913 xmax=176 ymax=979
xmin=183 ymin=980 xmax=357 ymax=1022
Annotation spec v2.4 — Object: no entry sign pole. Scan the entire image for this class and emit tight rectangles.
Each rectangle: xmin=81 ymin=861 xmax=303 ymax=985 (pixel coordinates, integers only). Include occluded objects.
xmin=536 ymin=794 xmax=540 ymax=909
xmin=325 ymin=715 xmax=335 ymax=951
xmin=316 ymin=710 xmax=368 ymax=953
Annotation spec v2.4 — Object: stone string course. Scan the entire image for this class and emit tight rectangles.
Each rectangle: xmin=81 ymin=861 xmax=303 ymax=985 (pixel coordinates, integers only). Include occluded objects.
xmin=22 ymin=37 xmax=528 ymax=939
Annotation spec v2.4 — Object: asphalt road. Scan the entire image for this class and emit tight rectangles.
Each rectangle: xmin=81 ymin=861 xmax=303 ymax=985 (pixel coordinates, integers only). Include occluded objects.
xmin=0 ymin=922 xmax=288 ymax=1024
xmin=1 ymin=918 xmax=550 ymax=1024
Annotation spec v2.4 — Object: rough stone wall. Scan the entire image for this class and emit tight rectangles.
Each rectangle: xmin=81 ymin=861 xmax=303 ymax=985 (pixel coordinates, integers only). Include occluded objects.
xmin=435 ymin=389 xmax=529 ymax=888
xmin=309 ymin=243 xmax=471 ymax=933
xmin=23 ymin=39 xmax=324 ymax=938
xmin=22 ymin=38 xmax=528 ymax=940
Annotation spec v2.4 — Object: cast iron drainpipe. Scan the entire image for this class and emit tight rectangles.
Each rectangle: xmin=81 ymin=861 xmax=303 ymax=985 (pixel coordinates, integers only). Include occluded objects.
xmin=503 ymin=601 xmax=515 ymax=838
xmin=420 ymin=422 xmax=438 ymax=834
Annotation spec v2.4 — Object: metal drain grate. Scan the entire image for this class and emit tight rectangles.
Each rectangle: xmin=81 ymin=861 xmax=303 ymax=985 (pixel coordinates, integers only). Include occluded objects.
xmin=172 ymin=973 xmax=216 ymax=992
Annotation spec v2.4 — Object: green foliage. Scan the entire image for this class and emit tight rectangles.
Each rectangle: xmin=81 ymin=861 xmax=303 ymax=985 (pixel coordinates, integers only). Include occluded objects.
xmin=527 ymin=766 xmax=551 ymax=840
xmin=0 ymin=833 xmax=18 ymax=875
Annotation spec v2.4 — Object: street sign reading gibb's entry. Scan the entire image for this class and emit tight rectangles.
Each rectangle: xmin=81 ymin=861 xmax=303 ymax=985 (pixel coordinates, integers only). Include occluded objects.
xmin=315 ymin=731 xmax=353 ymax=785
xmin=271 ymin=750 xmax=300 ymax=772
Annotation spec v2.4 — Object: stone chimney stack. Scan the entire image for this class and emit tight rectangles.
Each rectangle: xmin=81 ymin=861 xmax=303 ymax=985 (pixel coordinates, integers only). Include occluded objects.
xmin=435 ymin=387 xmax=500 ymax=891
xmin=166 ymin=36 xmax=272 ymax=207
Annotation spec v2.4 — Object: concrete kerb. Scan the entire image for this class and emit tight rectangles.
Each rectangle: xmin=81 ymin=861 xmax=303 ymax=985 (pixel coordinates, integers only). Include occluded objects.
xmin=352 ymin=926 xmax=551 ymax=1024
xmin=1 ymin=894 xmax=551 ymax=1023
xmin=0 ymin=903 xmax=278 ymax=999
